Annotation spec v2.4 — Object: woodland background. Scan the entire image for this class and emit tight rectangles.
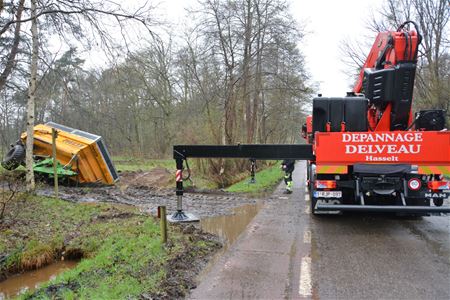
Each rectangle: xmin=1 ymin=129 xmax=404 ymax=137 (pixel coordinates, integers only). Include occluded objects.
xmin=0 ymin=0 xmax=448 ymax=159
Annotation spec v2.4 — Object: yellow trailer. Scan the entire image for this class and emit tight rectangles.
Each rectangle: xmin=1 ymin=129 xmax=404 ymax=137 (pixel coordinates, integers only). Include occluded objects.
xmin=7 ymin=122 xmax=118 ymax=185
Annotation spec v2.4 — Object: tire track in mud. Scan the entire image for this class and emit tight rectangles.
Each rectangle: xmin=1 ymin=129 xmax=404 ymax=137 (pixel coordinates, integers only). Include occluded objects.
xmin=37 ymin=185 xmax=261 ymax=219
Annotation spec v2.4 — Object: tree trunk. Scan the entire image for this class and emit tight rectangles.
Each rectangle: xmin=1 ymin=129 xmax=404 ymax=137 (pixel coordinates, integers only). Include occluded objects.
xmin=242 ymin=0 xmax=252 ymax=143
xmin=224 ymin=73 xmax=236 ymax=145
xmin=26 ymin=0 xmax=38 ymax=192
xmin=0 ymin=0 xmax=25 ymax=92
xmin=252 ymin=32 xmax=263 ymax=144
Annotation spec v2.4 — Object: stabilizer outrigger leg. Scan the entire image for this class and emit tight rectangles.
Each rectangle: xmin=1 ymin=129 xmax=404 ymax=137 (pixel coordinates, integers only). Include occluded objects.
xmin=249 ymin=159 xmax=256 ymax=184
xmin=167 ymin=156 xmax=199 ymax=223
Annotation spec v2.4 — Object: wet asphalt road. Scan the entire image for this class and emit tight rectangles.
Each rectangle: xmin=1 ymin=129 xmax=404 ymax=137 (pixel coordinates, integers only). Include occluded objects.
xmin=190 ymin=162 xmax=450 ymax=299
xmin=311 ymin=205 xmax=450 ymax=299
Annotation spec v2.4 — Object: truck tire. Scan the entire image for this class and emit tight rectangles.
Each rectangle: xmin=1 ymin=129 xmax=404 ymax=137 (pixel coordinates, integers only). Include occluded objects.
xmin=1 ymin=144 xmax=25 ymax=170
xmin=310 ymin=187 xmax=317 ymax=215
xmin=309 ymin=165 xmax=318 ymax=215
xmin=433 ymin=198 xmax=444 ymax=207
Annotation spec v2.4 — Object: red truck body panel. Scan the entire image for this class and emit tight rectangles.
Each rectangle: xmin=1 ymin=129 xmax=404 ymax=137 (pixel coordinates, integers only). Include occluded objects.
xmin=315 ymin=131 xmax=450 ymax=168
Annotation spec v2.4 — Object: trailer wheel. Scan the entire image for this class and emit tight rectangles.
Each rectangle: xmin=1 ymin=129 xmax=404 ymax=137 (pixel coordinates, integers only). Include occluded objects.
xmin=1 ymin=144 xmax=25 ymax=170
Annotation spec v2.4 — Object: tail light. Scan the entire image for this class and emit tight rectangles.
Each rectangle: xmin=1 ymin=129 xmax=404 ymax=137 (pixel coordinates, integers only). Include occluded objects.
xmin=427 ymin=181 xmax=450 ymax=191
xmin=315 ymin=180 xmax=336 ymax=189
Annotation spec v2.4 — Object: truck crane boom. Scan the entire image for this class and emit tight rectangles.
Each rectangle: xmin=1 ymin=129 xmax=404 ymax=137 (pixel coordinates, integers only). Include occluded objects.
xmin=353 ymin=21 xmax=422 ymax=131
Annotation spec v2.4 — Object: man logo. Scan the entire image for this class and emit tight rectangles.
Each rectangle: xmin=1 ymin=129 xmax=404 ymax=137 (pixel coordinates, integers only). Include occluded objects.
xmin=425 ymin=193 xmax=448 ymax=198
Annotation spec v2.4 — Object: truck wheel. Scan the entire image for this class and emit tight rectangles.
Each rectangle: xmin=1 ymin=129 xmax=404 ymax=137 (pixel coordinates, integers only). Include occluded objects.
xmin=433 ymin=198 xmax=443 ymax=207
xmin=309 ymin=166 xmax=318 ymax=215
xmin=1 ymin=144 xmax=25 ymax=170
xmin=310 ymin=190 xmax=318 ymax=215
xmin=306 ymin=162 xmax=311 ymax=185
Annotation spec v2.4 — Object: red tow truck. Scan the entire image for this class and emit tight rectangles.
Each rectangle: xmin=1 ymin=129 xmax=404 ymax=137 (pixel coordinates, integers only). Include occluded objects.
xmin=172 ymin=21 xmax=450 ymax=221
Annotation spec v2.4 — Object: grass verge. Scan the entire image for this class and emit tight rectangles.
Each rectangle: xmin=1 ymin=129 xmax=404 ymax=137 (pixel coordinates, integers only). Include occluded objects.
xmin=112 ymin=157 xmax=174 ymax=172
xmin=0 ymin=194 xmax=220 ymax=299
xmin=225 ymin=161 xmax=284 ymax=194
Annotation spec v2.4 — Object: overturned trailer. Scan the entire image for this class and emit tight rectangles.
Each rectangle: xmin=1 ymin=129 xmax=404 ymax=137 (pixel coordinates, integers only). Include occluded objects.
xmin=2 ymin=122 xmax=118 ymax=185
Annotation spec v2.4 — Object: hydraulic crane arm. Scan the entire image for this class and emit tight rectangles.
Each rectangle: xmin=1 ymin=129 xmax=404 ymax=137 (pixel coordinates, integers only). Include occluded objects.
xmin=353 ymin=21 xmax=422 ymax=131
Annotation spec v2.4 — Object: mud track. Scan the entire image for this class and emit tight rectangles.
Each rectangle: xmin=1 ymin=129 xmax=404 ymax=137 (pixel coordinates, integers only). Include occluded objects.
xmin=36 ymin=170 xmax=260 ymax=218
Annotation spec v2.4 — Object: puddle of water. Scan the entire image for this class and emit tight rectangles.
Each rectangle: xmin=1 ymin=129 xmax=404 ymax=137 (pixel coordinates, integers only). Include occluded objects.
xmin=0 ymin=260 xmax=78 ymax=299
xmin=201 ymin=201 xmax=264 ymax=250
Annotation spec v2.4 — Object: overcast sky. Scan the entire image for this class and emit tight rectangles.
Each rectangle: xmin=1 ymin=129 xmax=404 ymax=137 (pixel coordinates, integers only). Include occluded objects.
xmin=79 ymin=0 xmax=384 ymax=97
xmin=291 ymin=0 xmax=384 ymax=96
xmin=155 ymin=0 xmax=385 ymax=96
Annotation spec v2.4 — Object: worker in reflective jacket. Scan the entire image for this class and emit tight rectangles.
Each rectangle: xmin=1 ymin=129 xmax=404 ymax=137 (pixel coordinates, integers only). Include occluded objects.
xmin=281 ymin=159 xmax=295 ymax=194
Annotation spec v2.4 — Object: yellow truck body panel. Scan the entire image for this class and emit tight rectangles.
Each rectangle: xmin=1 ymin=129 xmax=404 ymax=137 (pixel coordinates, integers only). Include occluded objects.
xmin=22 ymin=122 xmax=118 ymax=185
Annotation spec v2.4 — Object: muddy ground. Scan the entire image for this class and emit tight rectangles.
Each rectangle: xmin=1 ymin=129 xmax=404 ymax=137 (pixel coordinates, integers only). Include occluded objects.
xmin=36 ymin=168 xmax=260 ymax=218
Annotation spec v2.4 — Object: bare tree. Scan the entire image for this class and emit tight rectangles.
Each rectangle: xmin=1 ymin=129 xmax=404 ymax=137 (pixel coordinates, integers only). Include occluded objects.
xmin=190 ymin=0 xmax=309 ymax=145
xmin=25 ymin=0 xmax=37 ymax=191
xmin=0 ymin=175 xmax=27 ymax=228
xmin=0 ymin=0 xmax=25 ymax=92
xmin=412 ymin=0 xmax=450 ymax=115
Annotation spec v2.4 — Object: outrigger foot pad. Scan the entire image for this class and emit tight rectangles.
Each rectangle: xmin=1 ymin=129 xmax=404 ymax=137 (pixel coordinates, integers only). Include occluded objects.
xmin=167 ymin=210 xmax=200 ymax=223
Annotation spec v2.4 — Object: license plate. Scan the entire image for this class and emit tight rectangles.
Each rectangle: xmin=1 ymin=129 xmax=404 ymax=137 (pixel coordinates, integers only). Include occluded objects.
xmin=314 ymin=191 xmax=342 ymax=198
